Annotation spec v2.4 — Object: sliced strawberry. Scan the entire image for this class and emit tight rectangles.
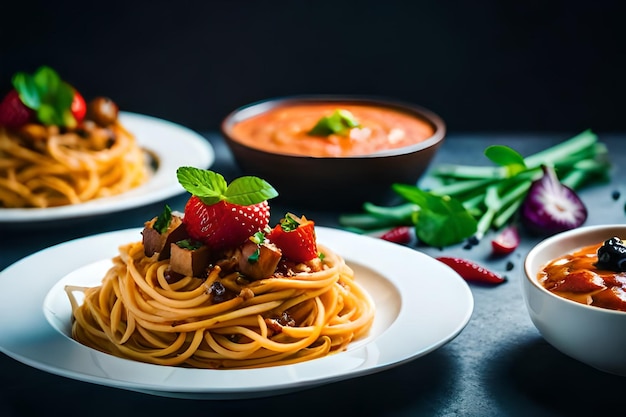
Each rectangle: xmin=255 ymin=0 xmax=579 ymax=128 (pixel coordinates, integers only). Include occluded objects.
xmin=267 ymin=213 xmax=318 ymax=262
xmin=184 ymin=196 xmax=270 ymax=251
xmin=0 ymin=89 xmax=33 ymax=128
xmin=436 ymin=256 xmax=506 ymax=285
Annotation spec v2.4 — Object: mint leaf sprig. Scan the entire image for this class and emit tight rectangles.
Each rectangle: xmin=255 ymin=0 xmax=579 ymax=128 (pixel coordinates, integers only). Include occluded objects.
xmin=339 ymin=129 xmax=611 ymax=247
xmin=12 ymin=66 xmax=77 ymax=127
xmin=309 ymin=109 xmax=360 ymax=137
xmin=176 ymin=167 xmax=278 ymax=206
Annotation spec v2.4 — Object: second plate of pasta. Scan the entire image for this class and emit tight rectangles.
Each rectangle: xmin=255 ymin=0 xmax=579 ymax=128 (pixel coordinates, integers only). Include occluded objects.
xmin=0 ymin=226 xmax=473 ymax=399
xmin=0 ymin=112 xmax=214 ymax=224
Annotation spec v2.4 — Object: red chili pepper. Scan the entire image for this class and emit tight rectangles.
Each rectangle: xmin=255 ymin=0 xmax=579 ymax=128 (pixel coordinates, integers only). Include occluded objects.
xmin=436 ymin=256 xmax=506 ymax=285
xmin=379 ymin=226 xmax=412 ymax=244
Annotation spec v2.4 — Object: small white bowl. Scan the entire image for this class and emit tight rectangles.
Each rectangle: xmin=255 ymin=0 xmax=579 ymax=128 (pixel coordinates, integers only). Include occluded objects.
xmin=523 ymin=224 xmax=626 ymax=376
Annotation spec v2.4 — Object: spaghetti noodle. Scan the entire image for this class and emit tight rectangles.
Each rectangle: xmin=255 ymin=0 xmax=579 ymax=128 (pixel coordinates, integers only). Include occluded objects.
xmin=65 ymin=239 xmax=375 ymax=369
xmin=0 ymin=119 xmax=149 ymax=208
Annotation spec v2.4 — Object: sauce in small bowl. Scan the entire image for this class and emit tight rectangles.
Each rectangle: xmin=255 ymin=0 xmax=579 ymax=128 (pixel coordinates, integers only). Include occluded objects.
xmin=524 ymin=224 xmax=626 ymax=376
xmin=538 ymin=239 xmax=626 ymax=312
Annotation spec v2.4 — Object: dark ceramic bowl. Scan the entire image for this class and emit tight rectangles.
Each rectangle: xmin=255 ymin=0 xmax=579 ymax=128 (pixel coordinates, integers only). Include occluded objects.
xmin=221 ymin=95 xmax=446 ymax=210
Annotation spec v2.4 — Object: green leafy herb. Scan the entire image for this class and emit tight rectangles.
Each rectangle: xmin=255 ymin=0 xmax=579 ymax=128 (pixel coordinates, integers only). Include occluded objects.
xmin=176 ymin=167 xmax=278 ymax=206
xmin=12 ymin=66 xmax=77 ymax=127
xmin=393 ymin=184 xmax=478 ymax=247
xmin=153 ymin=205 xmax=172 ymax=234
xmin=339 ymin=129 xmax=611 ymax=247
xmin=309 ymin=109 xmax=360 ymax=136
xmin=248 ymin=249 xmax=260 ymax=263
xmin=278 ymin=213 xmax=300 ymax=232
xmin=247 ymin=232 xmax=266 ymax=263
xmin=484 ymin=145 xmax=526 ymax=176
xmin=176 ymin=239 xmax=203 ymax=250
xmin=251 ymin=231 xmax=265 ymax=244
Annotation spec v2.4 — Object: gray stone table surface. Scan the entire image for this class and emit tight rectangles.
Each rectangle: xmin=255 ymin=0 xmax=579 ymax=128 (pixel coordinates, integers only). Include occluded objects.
xmin=1 ymin=131 xmax=625 ymax=417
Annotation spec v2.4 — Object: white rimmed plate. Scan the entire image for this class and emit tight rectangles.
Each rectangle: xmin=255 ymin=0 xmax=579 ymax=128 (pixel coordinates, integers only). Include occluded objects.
xmin=0 ymin=227 xmax=473 ymax=399
xmin=0 ymin=112 xmax=214 ymax=224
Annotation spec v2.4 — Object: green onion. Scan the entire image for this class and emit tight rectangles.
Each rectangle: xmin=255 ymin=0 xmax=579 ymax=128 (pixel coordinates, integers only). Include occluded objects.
xmin=338 ymin=129 xmax=611 ymax=247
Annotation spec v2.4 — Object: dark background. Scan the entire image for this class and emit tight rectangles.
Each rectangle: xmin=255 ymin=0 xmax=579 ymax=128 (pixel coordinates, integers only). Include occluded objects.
xmin=1 ymin=0 xmax=624 ymax=135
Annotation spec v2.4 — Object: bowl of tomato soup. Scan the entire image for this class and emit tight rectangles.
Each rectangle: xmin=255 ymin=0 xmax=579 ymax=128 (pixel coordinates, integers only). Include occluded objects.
xmin=523 ymin=224 xmax=626 ymax=376
xmin=221 ymin=95 xmax=445 ymax=209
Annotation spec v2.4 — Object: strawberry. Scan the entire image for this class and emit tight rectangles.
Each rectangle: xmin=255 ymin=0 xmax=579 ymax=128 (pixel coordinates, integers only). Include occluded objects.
xmin=177 ymin=167 xmax=278 ymax=251
xmin=267 ymin=213 xmax=318 ymax=262
xmin=0 ymin=89 xmax=33 ymax=128
xmin=184 ymin=196 xmax=270 ymax=250
xmin=436 ymin=256 xmax=506 ymax=285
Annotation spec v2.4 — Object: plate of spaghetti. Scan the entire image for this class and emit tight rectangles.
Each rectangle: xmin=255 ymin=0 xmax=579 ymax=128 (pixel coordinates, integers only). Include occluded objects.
xmin=0 ymin=168 xmax=473 ymax=399
xmin=0 ymin=66 xmax=214 ymax=224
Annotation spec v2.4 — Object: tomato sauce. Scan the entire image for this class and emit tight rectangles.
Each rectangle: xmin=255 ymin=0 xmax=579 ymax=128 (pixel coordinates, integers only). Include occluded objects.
xmin=539 ymin=242 xmax=626 ymax=311
xmin=229 ymin=103 xmax=435 ymax=157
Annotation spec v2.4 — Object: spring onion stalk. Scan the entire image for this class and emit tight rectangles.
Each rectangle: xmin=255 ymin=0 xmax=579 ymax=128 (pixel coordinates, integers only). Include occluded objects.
xmin=339 ymin=130 xmax=611 ymax=247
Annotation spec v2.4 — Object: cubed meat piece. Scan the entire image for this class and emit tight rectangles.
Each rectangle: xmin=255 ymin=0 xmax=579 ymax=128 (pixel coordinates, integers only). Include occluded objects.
xmin=238 ymin=240 xmax=282 ymax=280
xmin=170 ymin=242 xmax=210 ymax=277
xmin=142 ymin=215 xmax=188 ymax=259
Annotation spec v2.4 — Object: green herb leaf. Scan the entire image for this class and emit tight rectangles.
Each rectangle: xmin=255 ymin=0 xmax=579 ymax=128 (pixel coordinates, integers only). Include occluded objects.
xmin=392 ymin=183 xmax=477 ymax=247
xmin=279 ymin=213 xmax=300 ymax=232
xmin=153 ymin=204 xmax=172 ymax=234
xmin=176 ymin=167 xmax=278 ymax=206
xmin=176 ymin=167 xmax=228 ymax=205
xmin=12 ymin=66 xmax=77 ymax=127
xmin=225 ymin=176 xmax=279 ymax=206
xmin=251 ymin=231 xmax=265 ymax=244
xmin=309 ymin=109 xmax=360 ymax=136
xmin=176 ymin=239 xmax=203 ymax=250
xmin=484 ymin=145 xmax=526 ymax=176
xmin=247 ymin=248 xmax=260 ymax=263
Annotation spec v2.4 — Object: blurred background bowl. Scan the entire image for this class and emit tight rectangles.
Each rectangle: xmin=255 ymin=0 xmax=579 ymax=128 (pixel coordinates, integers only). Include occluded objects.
xmin=221 ymin=95 xmax=445 ymax=211
xmin=523 ymin=224 xmax=626 ymax=376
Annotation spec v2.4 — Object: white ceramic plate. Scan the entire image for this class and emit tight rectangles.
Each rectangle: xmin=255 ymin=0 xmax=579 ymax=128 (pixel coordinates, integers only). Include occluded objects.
xmin=0 ymin=112 xmax=214 ymax=224
xmin=0 ymin=227 xmax=473 ymax=399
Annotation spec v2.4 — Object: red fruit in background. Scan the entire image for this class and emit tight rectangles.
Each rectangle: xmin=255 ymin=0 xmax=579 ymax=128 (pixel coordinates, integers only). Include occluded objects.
xmin=267 ymin=214 xmax=318 ymax=262
xmin=183 ymin=196 xmax=271 ymax=251
xmin=71 ymin=91 xmax=87 ymax=123
xmin=0 ymin=89 xmax=33 ymax=128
